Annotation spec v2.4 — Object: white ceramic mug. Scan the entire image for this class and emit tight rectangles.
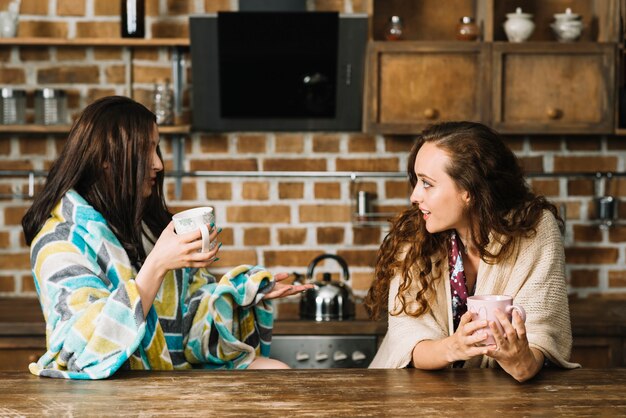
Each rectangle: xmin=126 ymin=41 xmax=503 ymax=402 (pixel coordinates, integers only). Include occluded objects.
xmin=467 ymin=295 xmax=526 ymax=346
xmin=172 ymin=207 xmax=215 ymax=253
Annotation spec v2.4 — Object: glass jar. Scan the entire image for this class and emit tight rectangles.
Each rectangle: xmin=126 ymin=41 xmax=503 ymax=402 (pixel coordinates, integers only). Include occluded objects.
xmin=0 ymin=88 xmax=26 ymax=124
xmin=456 ymin=16 xmax=479 ymax=41
xmin=34 ymin=88 xmax=67 ymax=125
xmin=385 ymin=15 xmax=403 ymax=41
xmin=152 ymin=79 xmax=173 ymax=125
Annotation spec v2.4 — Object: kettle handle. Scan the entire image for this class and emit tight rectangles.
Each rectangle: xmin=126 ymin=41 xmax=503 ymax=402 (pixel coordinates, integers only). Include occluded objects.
xmin=306 ymin=254 xmax=350 ymax=283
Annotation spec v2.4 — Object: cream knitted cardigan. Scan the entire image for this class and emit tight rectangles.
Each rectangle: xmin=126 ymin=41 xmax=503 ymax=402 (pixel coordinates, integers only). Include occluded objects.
xmin=369 ymin=210 xmax=580 ymax=369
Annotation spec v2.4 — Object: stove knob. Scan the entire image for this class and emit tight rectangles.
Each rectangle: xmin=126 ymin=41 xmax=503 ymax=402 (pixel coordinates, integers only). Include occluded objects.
xmin=352 ymin=350 xmax=367 ymax=362
xmin=315 ymin=352 xmax=329 ymax=362
xmin=333 ymin=350 xmax=348 ymax=362
xmin=295 ymin=351 xmax=309 ymax=361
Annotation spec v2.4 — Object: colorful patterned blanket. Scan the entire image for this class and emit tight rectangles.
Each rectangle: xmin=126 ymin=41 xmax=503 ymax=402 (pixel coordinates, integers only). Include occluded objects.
xmin=29 ymin=190 xmax=275 ymax=379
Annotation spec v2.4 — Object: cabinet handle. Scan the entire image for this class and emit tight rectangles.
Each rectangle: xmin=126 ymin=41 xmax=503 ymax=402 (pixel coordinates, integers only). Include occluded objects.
xmin=423 ymin=108 xmax=438 ymax=120
xmin=546 ymin=107 xmax=563 ymax=120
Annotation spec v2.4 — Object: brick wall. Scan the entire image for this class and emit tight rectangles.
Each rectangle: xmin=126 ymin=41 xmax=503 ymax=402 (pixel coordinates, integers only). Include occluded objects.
xmin=1 ymin=0 xmax=625 ymax=309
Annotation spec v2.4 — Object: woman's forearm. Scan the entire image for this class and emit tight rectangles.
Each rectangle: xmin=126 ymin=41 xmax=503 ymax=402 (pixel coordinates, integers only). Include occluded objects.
xmin=411 ymin=338 xmax=454 ymax=369
xmin=134 ymin=254 xmax=167 ymax=317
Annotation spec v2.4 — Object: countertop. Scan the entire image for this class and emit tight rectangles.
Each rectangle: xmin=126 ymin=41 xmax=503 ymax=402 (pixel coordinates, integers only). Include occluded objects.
xmin=0 ymin=368 xmax=624 ymax=416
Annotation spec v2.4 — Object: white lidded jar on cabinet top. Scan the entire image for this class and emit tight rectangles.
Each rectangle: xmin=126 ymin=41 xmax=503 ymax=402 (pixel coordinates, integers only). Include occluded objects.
xmin=503 ymin=7 xmax=535 ymax=43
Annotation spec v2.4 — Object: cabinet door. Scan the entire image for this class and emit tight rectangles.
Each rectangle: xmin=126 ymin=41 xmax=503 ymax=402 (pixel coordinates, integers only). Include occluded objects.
xmin=366 ymin=42 xmax=489 ymax=134
xmin=492 ymin=43 xmax=615 ymax=134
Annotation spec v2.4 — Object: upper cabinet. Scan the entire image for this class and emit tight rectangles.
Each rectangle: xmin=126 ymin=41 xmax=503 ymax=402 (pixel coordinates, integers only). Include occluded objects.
xmin=366 ymin=0 xmax=623 ymax=135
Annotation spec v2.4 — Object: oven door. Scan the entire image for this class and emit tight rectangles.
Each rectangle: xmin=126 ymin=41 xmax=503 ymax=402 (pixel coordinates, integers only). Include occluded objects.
xmin=270 ymin=335 xmax=377 ymax=369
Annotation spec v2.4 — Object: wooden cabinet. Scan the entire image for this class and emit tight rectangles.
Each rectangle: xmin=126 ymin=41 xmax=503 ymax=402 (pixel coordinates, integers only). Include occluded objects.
xmin=491 ymin=43 xmax=616 ymax=134
xmin=367 ymin=0 xmax=622 ymax=135
xmin=366 ymin=42 xmax=490 ymax=134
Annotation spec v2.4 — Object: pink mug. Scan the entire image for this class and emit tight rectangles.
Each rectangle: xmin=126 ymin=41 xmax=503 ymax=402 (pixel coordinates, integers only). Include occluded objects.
xmin=466 ymin=295 xmax=526 ymax=346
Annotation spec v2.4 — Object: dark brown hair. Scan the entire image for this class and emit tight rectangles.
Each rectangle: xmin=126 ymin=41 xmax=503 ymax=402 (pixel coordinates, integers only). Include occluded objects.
xmin=22 ymin=96 xmax=171 ymax=268
xmin=364 ymin=121 xmax=562 ymax=320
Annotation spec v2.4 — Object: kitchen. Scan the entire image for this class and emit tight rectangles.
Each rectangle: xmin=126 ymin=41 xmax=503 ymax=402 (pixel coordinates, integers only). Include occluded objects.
xmin=0 ymin=0 xmax=625 ymax=414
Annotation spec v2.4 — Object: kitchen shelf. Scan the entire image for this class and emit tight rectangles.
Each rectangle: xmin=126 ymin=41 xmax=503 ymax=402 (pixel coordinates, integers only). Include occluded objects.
xmin=0 ymin=37 xmax=189 ymax=47
xmin=0 ymin=124 xmax=191 ymax=135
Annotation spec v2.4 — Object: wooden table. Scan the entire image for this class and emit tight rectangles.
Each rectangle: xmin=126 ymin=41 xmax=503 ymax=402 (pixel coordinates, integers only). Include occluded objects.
xmin=0 ymin=368 xmax=624 ymax=416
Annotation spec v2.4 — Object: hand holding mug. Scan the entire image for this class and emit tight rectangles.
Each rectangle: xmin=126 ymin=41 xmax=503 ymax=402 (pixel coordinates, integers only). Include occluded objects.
xmin=172 ymin=207 xmax=217 ymax=253
xmin=467 ymin=295 xmax=526 ymax=346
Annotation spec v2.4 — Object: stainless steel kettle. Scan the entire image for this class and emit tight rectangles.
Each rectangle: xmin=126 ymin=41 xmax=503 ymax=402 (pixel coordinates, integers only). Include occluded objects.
xmin=299 ymin=254 xmax=355 ymax=321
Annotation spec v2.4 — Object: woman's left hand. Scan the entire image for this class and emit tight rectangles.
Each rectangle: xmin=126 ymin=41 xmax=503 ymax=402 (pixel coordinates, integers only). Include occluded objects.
xmin=485 ymin=309 xmax=544 ymax=382
xmin=262 ymin=272 xmax=313 ymax=300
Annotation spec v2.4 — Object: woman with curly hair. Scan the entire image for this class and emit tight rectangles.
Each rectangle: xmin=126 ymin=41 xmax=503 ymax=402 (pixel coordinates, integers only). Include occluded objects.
xmin=366 ymin=121 xmax=578 ymax=381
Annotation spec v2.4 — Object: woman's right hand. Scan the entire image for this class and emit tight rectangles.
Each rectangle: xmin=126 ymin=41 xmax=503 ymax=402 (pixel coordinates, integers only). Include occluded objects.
xmin=146 ymin=221 xmax=220 ymax=276
xmin=445 ymin=311 xmax=495 ymax=363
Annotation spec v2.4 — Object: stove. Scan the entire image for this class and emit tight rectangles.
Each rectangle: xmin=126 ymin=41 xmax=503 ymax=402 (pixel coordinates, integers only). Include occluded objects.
xmin=269 ymin=335 xmax=378 ymax=369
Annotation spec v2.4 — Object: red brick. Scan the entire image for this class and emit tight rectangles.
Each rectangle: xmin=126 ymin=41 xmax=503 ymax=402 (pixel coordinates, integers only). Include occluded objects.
xmin=215 ymin=227 xmax=233 ymax=245
xmin=38 ymin=66 xmax=99 ymax=84
xmin=0 ymin=275 xmax=16 ymax=292
xmin=348 ymin=134 xmax=376 ymax=153
xmin=300 ymin=205 xmax=351 ymax=222
xmin=190 ymin=159 xmax=258 ymax=171
xmin=263 ymin=250 xmax=324 ymax=267
xmin=205 ymin=183 xmax=232 ymax=200
xmin=57 ymin=0 xmax=85 ymax=16
xmin=227 ymin=206 xmax=290 ymax=223
xmin=565 ymin=136 xmax=602 ymax=151
xmin=384 ymin=135 xmax=414 ymax=153
xmin=0 ymin=68 xmax=25 ymax=83
xmin=336 ymin=158 xmax=399 ymax=172
xmin=275 ymin=134 xmax=304 ymax=153
xmin=608 ymin=226 xmax=626 ymax=243
xmin=204 ymin=0 xmax=232 ymax=12
xmin=317 ymin=227 xmax=345 ymax=244
xmin=608 ymin=270 xmax=626 ymax=288
xmin=554 ymin=156 xmax=617 ymax=173
xmin=87 ymin=88 xmax=117 ymax=103
xmin=385 ymin=181 xmax=409 ymax=199
xmin=353 ymin=227 xmax=382 ymax=245
xmin=151 ymin=21 xmax=189 ymax=38
xmin=569 ymin=269 xmax=599 ymax=287
xmin=18 ymin=138 xmax=48 ymax=155
xmin=199 ymin=135 xmax=229 ymax=153
xmin=564 ymin=247 xmax=619 ymax=264
xmin=242 ymin=182 xmax=269 ymax=200
xmin=279 ymin=183 xmax=304 ymax=199
xmin=278 ymin=228 xmax=307 ymax=245
xmin=530 ymin=179 xmax=559 ymax=197
xmin=134 ymin=48 xmax=160 ymax=61
xmin=313 ymin=134 xmax=340 ymax=153
xmin=94 ymin=48 xmax=122 ymax=60
xmin=19 ymin=47 xmax=50 ymax=61
xmin=244 ymin=227 xmax=270 ymax=246
xmin=573 ymin=225 xmax=602 ymax=242
xmin=502 ymin=136 xmax=524 ymax=151
xmin=20 ymin=0 xmax=49 ymax=14
xmin=312 ymin=0 xmax=344 ymax=11
xmin=167 ymin=0 xmax=195 ymax=14
xmin=19 ymin=21 xmax=68 ymax=37
xmin=133 ymin=65 xmax=172 ymax=84
xmin=337 ymin=250 xmax=377 ymax=267
xmin=95 ymin=1 xmax=119 ymax=15
xmin=351 ymin=271 xmax=374 ymax=292
xmin=21 ymin=275 xmax=37 ymax=292
xmin=314 ymin=182 xmax=341 ymax=199
xmin=165 ymin=181 xmax=197 ymax=201
xmin=0 ymin=252 xmax=30 ymax=270
xmin=237 ymin=135 xmax=266 ymax=153
xmin=263 ymin=159 xmax=326 ymax=171
xmin=528 ymin=137 xmax=561 ymax=151
xmin=567 ymin=179 xmax=594 ymax=196
xmin=57 ymin=47 xmax=87 ymax=61
xmin=517 ymin=156 xmax=543 ymax=173
xmin=1 ymin=160 xmax=33 ymax=170
xmin=0 ymin=231 xmax=9 ymax=247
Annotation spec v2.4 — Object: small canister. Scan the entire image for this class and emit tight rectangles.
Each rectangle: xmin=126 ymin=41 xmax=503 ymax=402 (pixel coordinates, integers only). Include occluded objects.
xmin=35 ymin=88 xmax=67 ymax=125
xmin=0 ymin=88 xmax=26 ymax=124
xmin=356 ymin=190 xmax=372 ymax=220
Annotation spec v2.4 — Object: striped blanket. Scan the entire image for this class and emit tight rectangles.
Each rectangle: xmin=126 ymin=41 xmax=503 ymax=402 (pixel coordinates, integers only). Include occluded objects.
xmin=29 ymin=190 xmax=275 ymax=379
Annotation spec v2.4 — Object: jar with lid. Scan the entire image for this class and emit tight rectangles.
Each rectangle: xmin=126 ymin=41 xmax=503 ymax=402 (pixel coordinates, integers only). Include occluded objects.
xmin=456 ymin=16 xmax=479 ymax=41
xmin=152 ymin=79 xmax=173 ymax=125
xmin=0 ymin=88 xmax=25 ymax=124
xmin=503 ymin=7 xmax=535 ymax=43
xmin=385 ymin=15 xmax=403 ymax=41
xmin=35 ymin=88 xmax=67 ymax=125
xmin=551 ymin=8 xmax=583 ymax=42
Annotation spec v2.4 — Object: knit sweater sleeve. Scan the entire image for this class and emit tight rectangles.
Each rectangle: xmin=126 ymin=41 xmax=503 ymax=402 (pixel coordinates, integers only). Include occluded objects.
xmin=508 ymin=211 xmax=579 ymax=369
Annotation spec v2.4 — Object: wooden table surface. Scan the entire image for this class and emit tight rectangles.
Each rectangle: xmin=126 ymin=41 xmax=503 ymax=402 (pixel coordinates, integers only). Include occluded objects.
xmin=0 ymin=368 xmax=624 ymax=416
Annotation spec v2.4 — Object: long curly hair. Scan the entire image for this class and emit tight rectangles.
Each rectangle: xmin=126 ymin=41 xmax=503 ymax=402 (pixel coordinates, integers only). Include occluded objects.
xmin=364 ymin=121 xmax=562 ymax=320
xmin=22 ymin=96 xmax=171 ymax=269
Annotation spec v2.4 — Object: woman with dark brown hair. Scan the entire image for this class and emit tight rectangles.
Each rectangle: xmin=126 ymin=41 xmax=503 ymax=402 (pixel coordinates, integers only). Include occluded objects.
xmin=366 ymin=121 xmax=578 ymax=381
xmin=22 ymin=96 xmax=308 ymax=379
